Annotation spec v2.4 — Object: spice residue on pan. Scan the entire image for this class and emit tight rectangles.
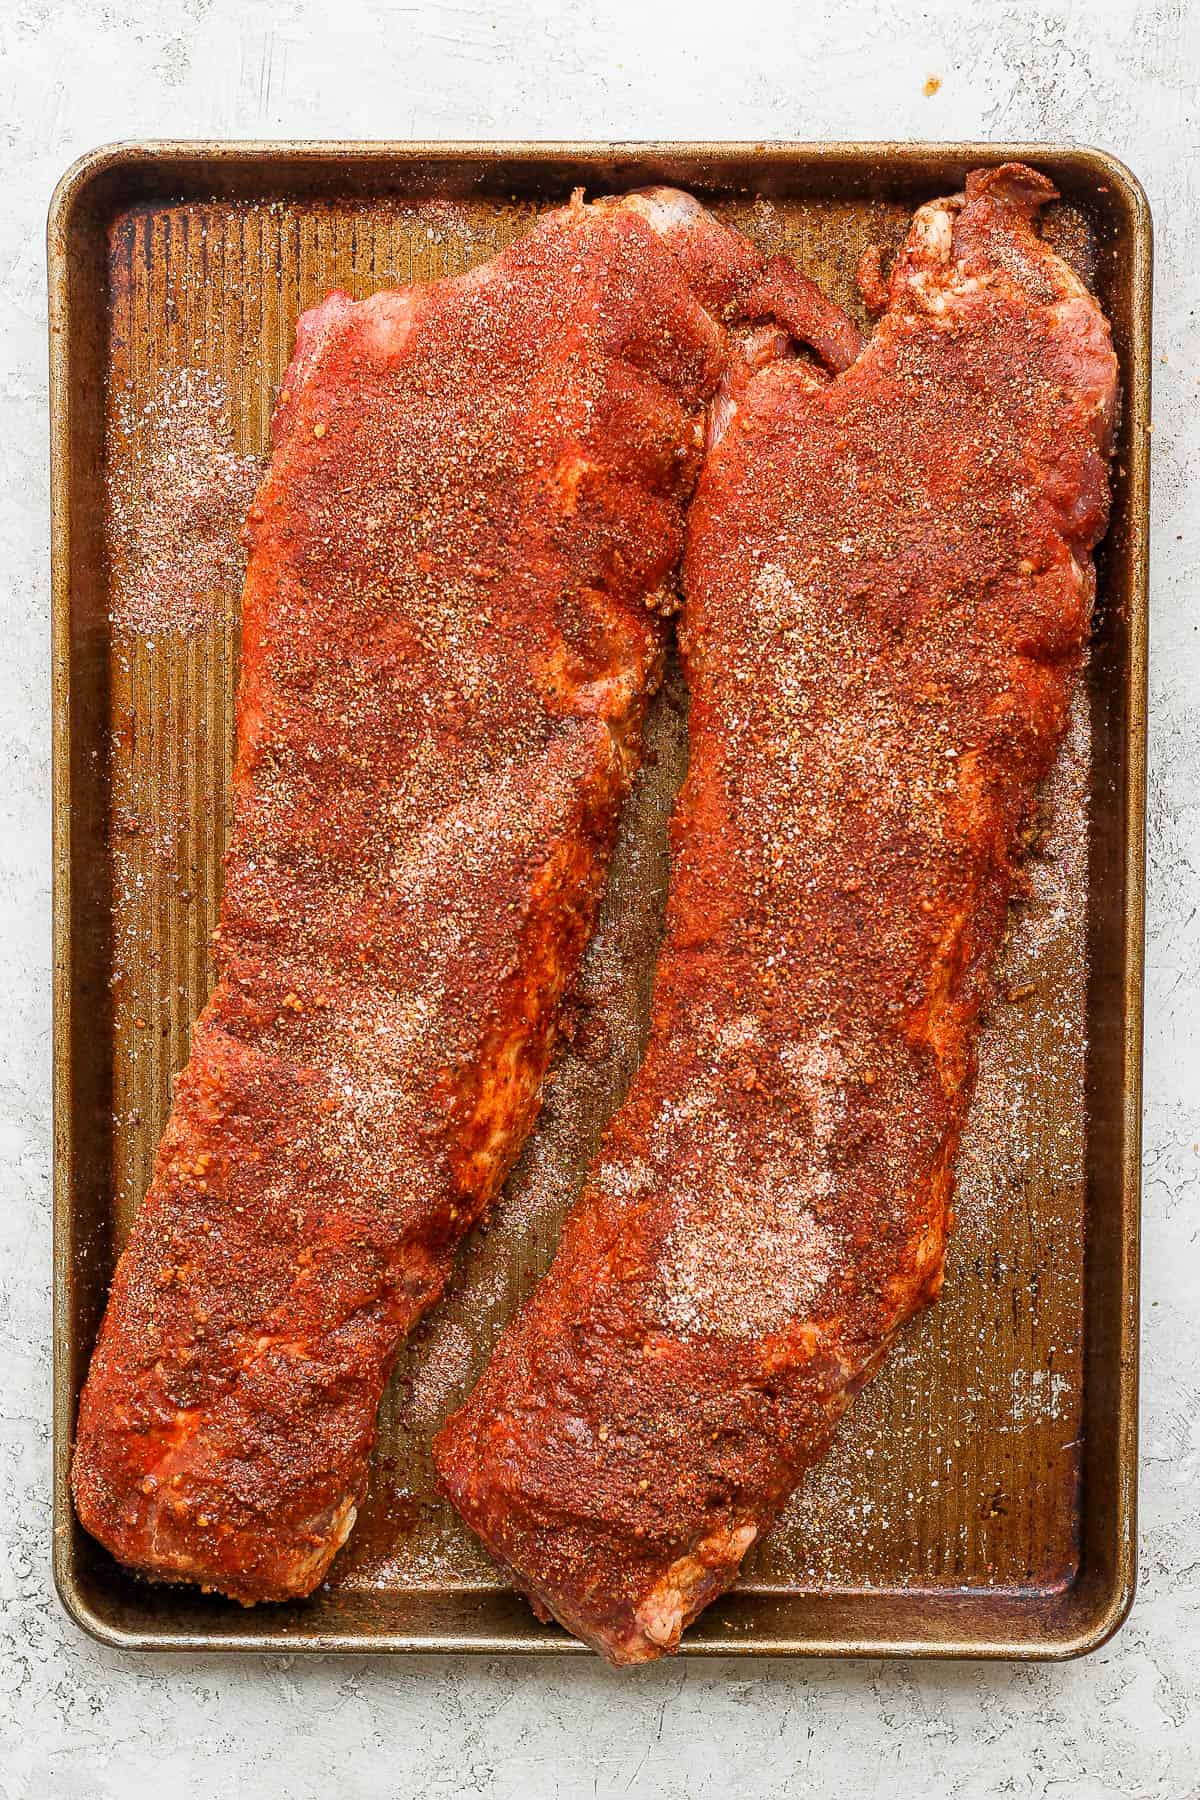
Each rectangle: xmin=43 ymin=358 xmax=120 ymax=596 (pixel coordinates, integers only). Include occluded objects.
xmin=106 ymin=367 xmax=262 ymax=637
xmin=389 ymin=197 xmax=496 ymax=255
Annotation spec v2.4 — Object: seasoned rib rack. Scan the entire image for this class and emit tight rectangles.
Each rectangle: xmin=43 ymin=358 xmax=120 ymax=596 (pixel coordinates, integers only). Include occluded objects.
xmin=72 ymin=188 xmax=766 ymax=1603
xmin=435 ymin=166 xmax=1118 ymax=1664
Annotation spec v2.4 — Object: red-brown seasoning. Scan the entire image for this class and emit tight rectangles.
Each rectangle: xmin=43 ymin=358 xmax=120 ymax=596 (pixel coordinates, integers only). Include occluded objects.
xmin=434 ymin=166 xmax=1119 ymax=1664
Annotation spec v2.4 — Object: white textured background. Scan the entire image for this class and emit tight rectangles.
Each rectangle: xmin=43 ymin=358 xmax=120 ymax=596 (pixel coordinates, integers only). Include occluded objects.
xmin=2 ymin=1 xmax=1196 ymax=1795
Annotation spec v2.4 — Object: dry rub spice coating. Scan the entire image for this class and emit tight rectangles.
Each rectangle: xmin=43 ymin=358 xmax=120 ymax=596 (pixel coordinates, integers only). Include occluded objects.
xmin=435 ymin=167 xmax=1119 ymax=1664
xmin=72 ymin=189 xmax=767 ymax=1603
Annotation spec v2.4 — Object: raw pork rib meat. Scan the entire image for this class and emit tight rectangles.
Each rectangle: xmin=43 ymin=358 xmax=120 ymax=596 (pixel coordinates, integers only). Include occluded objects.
xmin=73 ymin=188 xmax=769 ymax=1603
xmin=435 ymin=167 xmax=1118 ymax=1663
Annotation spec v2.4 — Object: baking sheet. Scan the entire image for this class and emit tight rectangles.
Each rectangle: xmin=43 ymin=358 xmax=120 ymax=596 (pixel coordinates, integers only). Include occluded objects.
xmin=50 ymin=143 xmax=1148 ymax=1654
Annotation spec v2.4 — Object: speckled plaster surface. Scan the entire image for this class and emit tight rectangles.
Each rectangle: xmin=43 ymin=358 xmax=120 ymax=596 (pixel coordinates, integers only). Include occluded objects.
xmin=1 ymin=1 xmax=1196 ymax=1795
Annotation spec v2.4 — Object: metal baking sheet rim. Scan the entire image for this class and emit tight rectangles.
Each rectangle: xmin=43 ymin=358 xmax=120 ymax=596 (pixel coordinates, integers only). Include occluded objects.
xmin=49 ymin=140 xmax=1150 ymax=1659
